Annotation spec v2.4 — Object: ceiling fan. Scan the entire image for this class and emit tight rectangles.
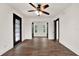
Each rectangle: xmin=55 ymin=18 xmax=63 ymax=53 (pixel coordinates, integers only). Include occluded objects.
xmin=28 ymin=3 xmax=50 ymax=16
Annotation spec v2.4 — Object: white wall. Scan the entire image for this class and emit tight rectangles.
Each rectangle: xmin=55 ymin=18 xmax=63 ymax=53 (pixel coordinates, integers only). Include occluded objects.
xmin=54 ymin=4 xmax=79 ymax=55
xmin=0 ymin=4 xmax=24 ymax=55
xmin=0 ymin=4 xmax=13 ymax=55
xmin=23 ymin=16 xmax=54 ymax=40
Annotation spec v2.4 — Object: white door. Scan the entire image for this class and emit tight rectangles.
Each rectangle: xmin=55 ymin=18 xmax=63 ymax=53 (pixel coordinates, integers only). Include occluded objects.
xmin=33 ymin=22 xmax=48 ymax=37
xmin=56 ymin=21 xmax=59 ymax=40
xmin=15 ymin=19 xmax=20 ymax=42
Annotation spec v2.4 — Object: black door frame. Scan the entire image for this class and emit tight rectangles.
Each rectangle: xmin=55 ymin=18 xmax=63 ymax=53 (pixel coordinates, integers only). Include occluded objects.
xmin=32 ymin=22 xmax=48 ymax=38
xmin=13 ymin=13 xmax=22 ymax=47
xmin=54 ymin=18 xmax=60 ymax=41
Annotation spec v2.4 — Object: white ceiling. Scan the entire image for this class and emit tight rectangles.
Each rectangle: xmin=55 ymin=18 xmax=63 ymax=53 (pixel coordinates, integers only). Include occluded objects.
xmin=8 ymin=3 xmax=71 ymax=17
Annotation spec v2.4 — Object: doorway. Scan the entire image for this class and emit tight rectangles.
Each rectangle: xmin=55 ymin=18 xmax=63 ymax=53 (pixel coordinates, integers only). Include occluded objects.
xmin=54 ymin=18 xmax=59 ymax=41
xmin=32 ymin=22 xmax=48 ymax=38
xmin=13 ymin=13 xmax=22 ymax=47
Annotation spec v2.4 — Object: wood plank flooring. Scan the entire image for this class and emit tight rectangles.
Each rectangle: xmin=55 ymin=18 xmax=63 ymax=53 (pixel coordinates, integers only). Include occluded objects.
xmin=2 ymin=38 xmax=77 ymax=56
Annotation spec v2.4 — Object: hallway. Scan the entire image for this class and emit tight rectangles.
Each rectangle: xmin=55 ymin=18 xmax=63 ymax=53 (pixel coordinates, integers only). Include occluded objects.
xmin=2 ymin=38 xmax=77 ymax=56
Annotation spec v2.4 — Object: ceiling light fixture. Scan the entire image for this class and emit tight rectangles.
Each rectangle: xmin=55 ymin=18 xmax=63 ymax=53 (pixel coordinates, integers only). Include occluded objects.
xmin=35 ymin=11 xmax=42 ymax=16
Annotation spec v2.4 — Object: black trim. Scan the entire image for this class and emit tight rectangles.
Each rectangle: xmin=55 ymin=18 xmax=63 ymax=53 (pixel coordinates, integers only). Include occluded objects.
xmin=58 ymin=19 xmax=60 ymax=42
xmin=13 ymin=13 xmax=22 ymax=47
xmin=54 ymin=18 xmax=59 ymax=41
xmin=54 ymin=20 xmax=56 ymax=41
xmin=32 ymin=22 xmax=33 ymax=38
xmin=47 ymin=22 xmax=48 ymax=38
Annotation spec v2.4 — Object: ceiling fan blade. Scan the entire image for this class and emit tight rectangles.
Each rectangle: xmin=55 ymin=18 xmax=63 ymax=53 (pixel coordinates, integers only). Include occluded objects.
xmin=41 ymin=11 xmax=50 ymax=15
xmin=43 ymin=4 xmax=49 ymax=9
xmin=28 ymin=10 xmax=35 ymax=12
xmin=29 ymin=3 xmax=36 ymax=9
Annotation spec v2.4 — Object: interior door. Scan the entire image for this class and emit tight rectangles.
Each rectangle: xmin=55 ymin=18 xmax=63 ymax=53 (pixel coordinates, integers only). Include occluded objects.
xmin=54 ymin=18 xmax=59 ymax=41
xmin=13 ymin=14 xmax=22 ymax=47
xmin=32 ymin=22 xmax=48 ymax=38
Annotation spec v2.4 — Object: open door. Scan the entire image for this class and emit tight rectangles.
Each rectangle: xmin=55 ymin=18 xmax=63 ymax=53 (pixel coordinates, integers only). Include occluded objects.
xmin=54 ymin=18 xmax=59 ymax=41
xmin=13 ymin=14 xmax=22 ymax=47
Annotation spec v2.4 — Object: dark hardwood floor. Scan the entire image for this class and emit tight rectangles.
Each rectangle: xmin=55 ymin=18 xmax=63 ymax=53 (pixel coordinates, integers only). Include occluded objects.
xmin=2 ymin=38 xmax=77 ymax=56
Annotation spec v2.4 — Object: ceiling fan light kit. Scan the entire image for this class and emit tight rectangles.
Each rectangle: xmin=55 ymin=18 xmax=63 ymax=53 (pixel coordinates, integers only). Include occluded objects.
xmin=28 ymin=3 xmax=50 ymax=16
xmin=35 ymin=11 xmax=42 ymax=16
